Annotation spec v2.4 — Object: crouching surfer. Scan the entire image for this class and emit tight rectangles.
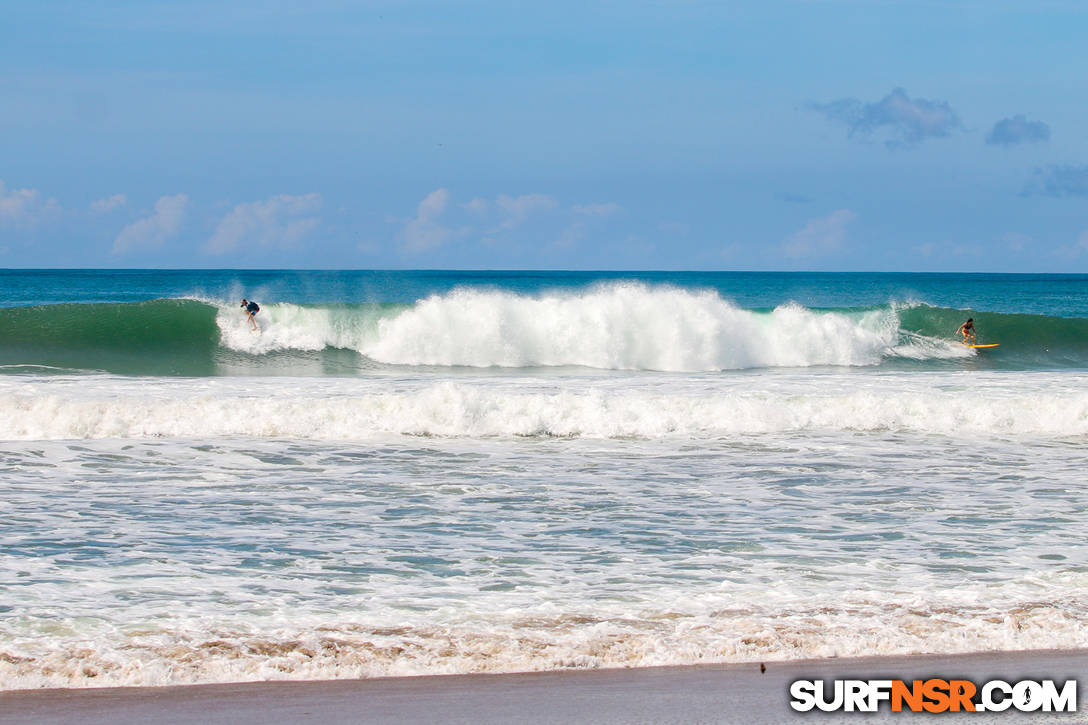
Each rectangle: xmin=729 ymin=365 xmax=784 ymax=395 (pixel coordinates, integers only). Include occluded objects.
xmin=956 ymin=317 xmax=975 ymax=345
xmin=241 ymin=298 xmax=260 ymax=332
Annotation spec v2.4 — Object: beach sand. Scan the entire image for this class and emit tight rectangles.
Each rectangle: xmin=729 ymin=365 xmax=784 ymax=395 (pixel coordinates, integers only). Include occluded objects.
xmin=2 ymin=649 xmax=1084 ymax=724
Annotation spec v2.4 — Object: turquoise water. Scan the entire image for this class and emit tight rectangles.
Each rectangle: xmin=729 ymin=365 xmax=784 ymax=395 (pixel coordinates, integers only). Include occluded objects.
xmin=2 ymin=270 xmax=1087 ymax=689
xmin=4 ymin=269 xmax=1088 ymax=315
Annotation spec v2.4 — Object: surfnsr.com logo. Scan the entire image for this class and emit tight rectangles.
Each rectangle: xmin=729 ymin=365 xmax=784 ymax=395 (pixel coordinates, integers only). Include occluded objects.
xmin=790 ymin=678 xmax=1077 ymax=713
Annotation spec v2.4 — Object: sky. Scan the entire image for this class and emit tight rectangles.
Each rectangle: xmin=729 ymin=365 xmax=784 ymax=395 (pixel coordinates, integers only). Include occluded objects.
xmin=2 ymin=0 xmax=1087 ymax=271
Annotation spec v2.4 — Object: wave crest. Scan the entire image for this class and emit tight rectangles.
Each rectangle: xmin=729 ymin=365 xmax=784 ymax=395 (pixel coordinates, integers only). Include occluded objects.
xmin=217 ymin=285 xmax=967 ymax=371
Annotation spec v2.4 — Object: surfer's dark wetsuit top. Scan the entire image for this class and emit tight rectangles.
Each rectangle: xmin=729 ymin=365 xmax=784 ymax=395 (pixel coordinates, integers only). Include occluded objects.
xmin=245 ymin=301 xmax=260 ymax=314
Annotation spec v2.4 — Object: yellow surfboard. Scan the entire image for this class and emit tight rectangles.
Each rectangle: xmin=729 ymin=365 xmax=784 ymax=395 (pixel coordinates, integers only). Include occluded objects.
xmin=965 ymin=343 xmax=999 ymax=349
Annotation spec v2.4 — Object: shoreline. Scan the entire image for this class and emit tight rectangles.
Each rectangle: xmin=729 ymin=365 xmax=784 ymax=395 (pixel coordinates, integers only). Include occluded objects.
xmin=3 ymin=648 xmax=1086 ymax=724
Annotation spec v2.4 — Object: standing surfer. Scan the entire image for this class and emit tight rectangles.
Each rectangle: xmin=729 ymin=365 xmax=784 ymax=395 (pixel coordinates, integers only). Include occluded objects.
xmin=241 ymin=298 xmax=260 ymax=331
xmin=956 ymin=317 xmax=975 ymax=345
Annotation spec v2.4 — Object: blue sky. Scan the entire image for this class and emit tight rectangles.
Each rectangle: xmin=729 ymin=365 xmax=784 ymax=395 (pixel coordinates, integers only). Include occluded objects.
xmin=2 ymin=0 xmax=1087 ymax=271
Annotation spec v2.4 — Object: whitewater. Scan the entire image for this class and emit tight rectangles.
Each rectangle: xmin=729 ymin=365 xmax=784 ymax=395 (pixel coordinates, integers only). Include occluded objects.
xmin=2 ymin=270 xmax=1087 ymax=690
xmin=214 ymin=286 xmax=951 ymax=370
xmin=5 ymin=372 xmax=1088 ymax=439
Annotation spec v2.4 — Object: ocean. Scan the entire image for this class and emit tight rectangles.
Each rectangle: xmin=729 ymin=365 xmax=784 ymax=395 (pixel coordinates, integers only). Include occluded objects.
xmin=2 ymin=269 xmax=1087 ymax=689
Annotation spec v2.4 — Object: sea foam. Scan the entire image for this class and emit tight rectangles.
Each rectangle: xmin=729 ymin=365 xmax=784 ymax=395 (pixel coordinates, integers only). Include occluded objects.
xmin=4 ymin=375 xmax=1088 ymax=440
xmin=215 ymin=285 xmax=968 ymax=370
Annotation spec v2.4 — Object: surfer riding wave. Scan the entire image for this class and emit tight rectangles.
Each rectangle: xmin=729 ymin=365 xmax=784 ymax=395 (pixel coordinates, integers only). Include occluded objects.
xmin=241 ymin=298 xmax=260 ymax=332
xmin=957 ymin=317 xmax=975 ymax=345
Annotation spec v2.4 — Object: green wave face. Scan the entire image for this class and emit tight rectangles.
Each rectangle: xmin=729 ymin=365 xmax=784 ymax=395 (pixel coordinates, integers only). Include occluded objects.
xmin=0 ymin=299 xmax=222 ymax=375
xmin=897 ymin=305 xmax=1088 ymax=367
xmin=0 ymin=299 xmax=390 ymax=376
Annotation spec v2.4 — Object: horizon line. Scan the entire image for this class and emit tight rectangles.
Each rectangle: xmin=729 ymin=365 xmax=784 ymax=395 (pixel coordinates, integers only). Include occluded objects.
xmin=3 ymin=268 xmax=1088 ymax=276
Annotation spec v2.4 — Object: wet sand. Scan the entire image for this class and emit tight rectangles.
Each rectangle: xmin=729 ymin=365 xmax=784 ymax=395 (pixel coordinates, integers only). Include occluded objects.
xmin=2 ymin=649 xmax=1085 ymax=724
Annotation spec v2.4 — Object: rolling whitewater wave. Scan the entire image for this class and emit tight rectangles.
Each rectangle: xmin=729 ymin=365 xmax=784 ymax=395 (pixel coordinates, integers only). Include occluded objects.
xmin=5 ymin=379 xmax=1088 ymax=440
xmin=2 ymin=284 xmax=1086 ymax=375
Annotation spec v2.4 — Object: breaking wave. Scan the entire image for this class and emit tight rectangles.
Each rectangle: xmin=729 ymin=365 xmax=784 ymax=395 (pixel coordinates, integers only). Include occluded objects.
xmin=216 ymin=286 xmax=968 ymax=370
xmin=6 ymin=283 xmax=1088 ymax=375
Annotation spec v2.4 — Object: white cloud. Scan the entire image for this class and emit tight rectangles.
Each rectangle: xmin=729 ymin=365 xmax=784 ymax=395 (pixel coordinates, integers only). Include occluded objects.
xmin=400 ymin=189 xmax=612 ymax=253
xmin=783 ymin=209 xmax=856 ymax=257
xmin=461 ymin=197 xmax=490 ymax=215
xmin=205 ymin=193 xmax=321 ymax=254
xmin=494 ymin=193 xmax=557 ymax=230
xmin=417 ymin=188 xmax=448 ymax=220
xmin=400 ymin=188 xmax=452 ymax=252
xmin=0 ymin=180 xmax=61 ymax=225
xmin=90 ymin=194 xmax=127 ymax=213
xmin=460 ymin=192 xmax=559 ymax=231
xmin=112 ymin=194 xmax=188 ymax=254
xmin=572 ymin=202 xmax=621 ymax=218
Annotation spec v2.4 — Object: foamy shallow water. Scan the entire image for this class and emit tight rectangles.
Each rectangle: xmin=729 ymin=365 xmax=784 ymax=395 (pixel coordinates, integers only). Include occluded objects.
xmin=2 ymin=370 xmax=1087 ymax=689
xmin=4 ymin=369 xmax=1088 ymax=439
